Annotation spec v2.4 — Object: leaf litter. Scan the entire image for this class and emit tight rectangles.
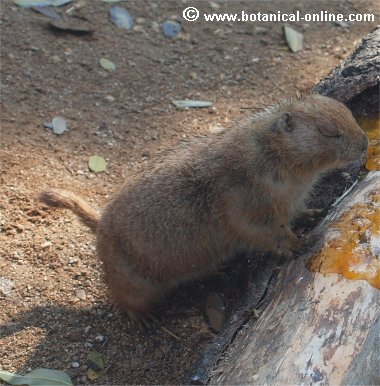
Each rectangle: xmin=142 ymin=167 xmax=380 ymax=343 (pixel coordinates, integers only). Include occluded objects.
xmin=86 ymin=351 xmax=105 ymax=381
xmin=32 ymin=6 xmax=61 ymax=19
xmin=283 ymin=25 xmax=303 ymax=53
xmin=162 ymin=20 xmax=181 ymax=37
xmin=51 ymin=116 xmax=68 ymax=134
xmin=0 ymin=368 xmax=73 ymax=386
xmin=172 ymin=100 xmax=213 ymax=109
xmin=205 ymin=292 xmax=226 ymax=332
xmin=13 ymin=0 xmax=72 ymax=7
xmin=49 ymin=17 xmax=95 ymax=34
xmin=88 ymin=155 xmax=107 ymax=172
xmin=99 ymin=57 xmax=116 ymax=71
xmin=109 ymin=6 xmax=134 ymax=30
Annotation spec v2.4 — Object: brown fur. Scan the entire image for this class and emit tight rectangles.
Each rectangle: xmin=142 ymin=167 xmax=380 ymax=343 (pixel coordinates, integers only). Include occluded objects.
xmin=39 ymin=189 xmax=99 ymax=231
xmin=39 ymin=94 xmax=368 ymax=319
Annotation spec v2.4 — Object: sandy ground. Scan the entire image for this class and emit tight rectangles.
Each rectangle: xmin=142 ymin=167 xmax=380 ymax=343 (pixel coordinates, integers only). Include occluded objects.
xmin=1 ymin=0 xmax=378 ymax=384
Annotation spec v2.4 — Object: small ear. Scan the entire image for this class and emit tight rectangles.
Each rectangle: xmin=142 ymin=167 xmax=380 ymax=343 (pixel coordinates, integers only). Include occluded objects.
xmin=317 ymin=125 xmax=343 ymax=138
xmin=276 ymin=112 xmax=293 ymax=132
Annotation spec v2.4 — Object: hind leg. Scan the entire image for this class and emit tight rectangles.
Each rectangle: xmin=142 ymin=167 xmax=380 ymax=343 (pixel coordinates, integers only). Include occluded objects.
xmin=102 ymin=261 xmax=165 ymax=320
xmin=97 ymin=241 xmax=164 ymax=319
xmin=96 ymin=228 xmax=166 ymax=320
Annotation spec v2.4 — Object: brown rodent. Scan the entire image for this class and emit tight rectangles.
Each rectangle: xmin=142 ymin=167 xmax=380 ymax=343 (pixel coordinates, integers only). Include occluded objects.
xmin=39 ymin=94 xmax=368 ymax=319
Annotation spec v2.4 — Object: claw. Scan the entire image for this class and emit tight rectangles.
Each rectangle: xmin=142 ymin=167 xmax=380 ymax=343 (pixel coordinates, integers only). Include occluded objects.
xmin=300 ymin=208 xmax=328 ymax=219
xmin=131 ymin=312 xmax=162 ymax=334
xmin=291 ymin=234 xmax=318 ymax=256
xmin=147 ymin=314 xmax=161 ymax=326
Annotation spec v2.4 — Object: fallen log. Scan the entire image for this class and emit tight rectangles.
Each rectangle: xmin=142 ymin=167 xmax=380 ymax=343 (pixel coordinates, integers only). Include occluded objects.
xmin=190 ymin=27 xmax=380 ymax=385
xmin=210 ymin=171 xmax=380 ymax=385
xmin=314 ymin=27 xmax=379 ymax=104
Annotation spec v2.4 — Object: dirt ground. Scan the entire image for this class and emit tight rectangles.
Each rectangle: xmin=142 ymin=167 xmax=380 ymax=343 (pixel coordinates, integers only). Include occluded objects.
xmin=0 ymin=0 xmax=378 ymax=384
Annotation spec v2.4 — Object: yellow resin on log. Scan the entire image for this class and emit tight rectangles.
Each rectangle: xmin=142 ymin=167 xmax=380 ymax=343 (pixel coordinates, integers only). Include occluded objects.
xmin=308 ymin=193 xmax=380 ymax=289
xmin=358 ymin=117 xmax=380 ymax=171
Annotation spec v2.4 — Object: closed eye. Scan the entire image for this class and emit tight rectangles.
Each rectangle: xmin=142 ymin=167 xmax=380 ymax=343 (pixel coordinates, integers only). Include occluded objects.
xmin=317 ymin=127 xmax=342 ymax=138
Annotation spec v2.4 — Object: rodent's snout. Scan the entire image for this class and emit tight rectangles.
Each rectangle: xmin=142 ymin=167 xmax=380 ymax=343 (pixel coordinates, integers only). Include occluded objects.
xmin=360 ymin=148 xmax=368 ymax=163
xmin=358 ymin=133 xmax=369 ymax=163
xmin=360 ymin=133 xmax=369 ymax=152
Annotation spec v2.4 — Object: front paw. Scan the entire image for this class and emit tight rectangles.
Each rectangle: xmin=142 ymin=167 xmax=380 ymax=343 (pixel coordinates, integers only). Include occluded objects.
xmin=275 ymin=229 xmax=300 ymax=258
xmin=290 ymin=237 xmax=309 ymax=256
xmin=290 ymin=234 xmax=318 ymax=256
xmin=275 ymin=227 xmax=317 ymax=258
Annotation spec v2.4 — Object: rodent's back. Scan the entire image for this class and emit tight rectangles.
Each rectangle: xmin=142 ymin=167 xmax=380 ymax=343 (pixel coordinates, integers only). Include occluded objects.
xmin=98 ymin=140 xmax=240 ymax=283
xmin=98 ymin=95 xmax=368 ymax=286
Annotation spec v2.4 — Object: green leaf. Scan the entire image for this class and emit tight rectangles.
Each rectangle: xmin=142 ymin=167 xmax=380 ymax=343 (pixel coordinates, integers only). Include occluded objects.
xmin=86 ymin=351 xmax=105 ymax=381
xmin=172 ymin=100 xmax=213 ymax=109
xmin=283 ymin=25 xmax=303 ymax=53
xmin=0 ymin=369 xmax=73 ymax=386
xmin=99 ymin=58 xmax=116 ymax=71
xmin=88 ymin=155 xmax=107 ymax=173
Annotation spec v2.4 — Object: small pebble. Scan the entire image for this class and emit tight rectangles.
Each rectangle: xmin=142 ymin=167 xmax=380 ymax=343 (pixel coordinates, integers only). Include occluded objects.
xmin=71 ymin=362 xmax=80 ymax=368
xmin=41 ymin=241 xmax=52 ymax=249
xmin=209 ymin=125 xmax=225 ymax=134
xmin=0 ymin=277 xmax=14 ymax=296
xmin=255 ymin=26 xmax=268 ymax=35
xmin=209 ymin=1 xmax=220 ymax=10
xmin=133 ymin=25 xmax=144 ymax=33
xmin=69 ymin=258 xmax=79 ymax=265
xmin=50 ymin=55 xmax=61 ymax=63
xmin=136 ymin=17 xmax=146 ymax=24
xmin=105 ymin=95 xmax=115 ymax=102
xmin=75 ymin=289 xmax=86 ymax=300
xmin=95 ymin=334 xmax=104 ymax=342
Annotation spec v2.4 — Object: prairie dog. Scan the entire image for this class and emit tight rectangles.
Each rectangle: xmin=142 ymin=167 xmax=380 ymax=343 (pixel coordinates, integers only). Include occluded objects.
xmin=39 ymin=94 xmax=368 ymax=319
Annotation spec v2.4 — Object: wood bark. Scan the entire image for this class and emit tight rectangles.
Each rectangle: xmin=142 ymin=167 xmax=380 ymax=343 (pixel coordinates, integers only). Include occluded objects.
xmin=314 ymin=27 xmax=379 ymax=104
xmin=210 ymin=172 xmax=379 ymax=385
xmin=190 ymin=27 xmax=380 ymax=385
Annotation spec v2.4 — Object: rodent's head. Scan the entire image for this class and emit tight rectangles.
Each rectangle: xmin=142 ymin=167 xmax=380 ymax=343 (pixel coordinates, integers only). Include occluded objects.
xmin=268 ymin=94 xmax=368 ymax=171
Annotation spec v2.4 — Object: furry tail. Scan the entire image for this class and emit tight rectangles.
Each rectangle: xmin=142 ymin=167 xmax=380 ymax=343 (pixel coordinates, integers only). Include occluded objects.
xmin=39 ymin=189 xmax=100 ymax=232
